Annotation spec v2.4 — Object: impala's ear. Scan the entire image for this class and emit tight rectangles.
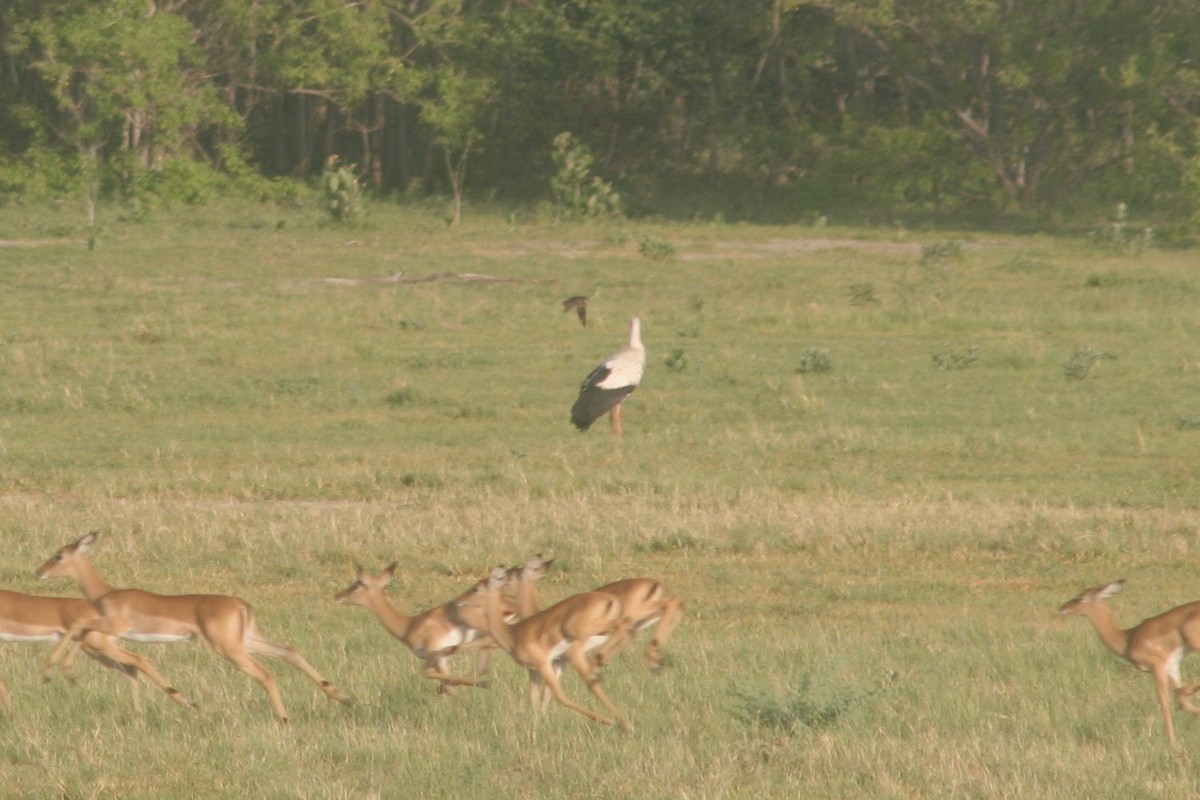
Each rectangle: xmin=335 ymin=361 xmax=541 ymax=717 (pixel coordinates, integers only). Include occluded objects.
xmin=524 ymin=555 xmax=553 ymax=578
xmin=77 ymin=531 xmax=99 ymax=552
xmin=382 ymin=562 xmax=398 ymax=582
xmin=1100 ymin=580 xmax=1125 ymax=599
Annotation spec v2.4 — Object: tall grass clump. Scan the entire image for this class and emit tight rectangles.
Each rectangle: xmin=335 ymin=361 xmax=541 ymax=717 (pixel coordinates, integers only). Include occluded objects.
xmin=730 ymin=670 xmax=873 ymax=733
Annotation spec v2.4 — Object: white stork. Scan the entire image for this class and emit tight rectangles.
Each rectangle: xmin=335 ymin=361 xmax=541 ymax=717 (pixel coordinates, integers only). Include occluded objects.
xmin=571 ymin=317 xmax=645 ymax=437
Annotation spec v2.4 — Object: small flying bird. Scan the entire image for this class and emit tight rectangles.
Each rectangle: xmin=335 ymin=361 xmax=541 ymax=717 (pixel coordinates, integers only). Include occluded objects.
xmin=562 ymin=296 xmax=588 ymax=326
xmin=571 ymin=317 xmax=645 ymax=437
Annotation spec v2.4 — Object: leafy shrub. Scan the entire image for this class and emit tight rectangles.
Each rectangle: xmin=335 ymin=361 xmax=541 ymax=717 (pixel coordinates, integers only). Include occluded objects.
xmin=1084 ymin=271 xmax=1120 ymax=288
xmin=549 ymin=132 xmax=622 ymax=220
xmin=730 ymin=671 xmax=867 ymax=733
xmin=796 ymin=347 xmax=833 ymax=374
xmin=321 ymin=156 xmax=364 ymax=224
xmin=1088 ymin=203 xmax=1153 ymax=253
xmin=638 ymin=234 xmax=676 ymax=260
xmin=664 ymin=349 xmax=687 ymax=372
xmin=932 ymin=345 xmax=979 ymax=370
xmin=384 ymin=385 xmax=415 ymax=406
xmin=1063 ymin=346 xmax=1115 ymax=379
xmin=849 ymin=283 xmax=879 ymax=306
xmin=1000 ymin=255 xmax=1050 ymax=272
xmin=920 ymin=239 xmax=965 ymax=265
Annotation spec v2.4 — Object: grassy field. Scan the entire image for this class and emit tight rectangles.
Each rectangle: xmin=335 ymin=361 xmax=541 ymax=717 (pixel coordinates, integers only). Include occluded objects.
xmin=1 ymin=201 xmax=1200 ymax=798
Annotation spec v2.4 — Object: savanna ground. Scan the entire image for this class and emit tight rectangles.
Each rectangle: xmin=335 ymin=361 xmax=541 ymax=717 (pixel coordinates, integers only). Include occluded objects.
xmin=1 ymin=201 xmax=1199 ymax=798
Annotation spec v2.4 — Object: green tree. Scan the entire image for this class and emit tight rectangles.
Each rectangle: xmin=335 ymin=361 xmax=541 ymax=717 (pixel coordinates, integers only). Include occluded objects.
xmin=2 ymin=0 xmax=234 ymax=215
xmin=811 ymin=0 xmax=1200 ymax=211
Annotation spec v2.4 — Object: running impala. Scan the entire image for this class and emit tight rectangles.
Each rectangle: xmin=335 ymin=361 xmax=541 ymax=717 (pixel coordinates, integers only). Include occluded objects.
xmin=463 ymin=566 xmax=633 ymax=730
xmin=0 ymin=588 xmax=193 ymax=714
xmin=37 ymin=532 xmax=351 ymax=724
xmin=335 ymin=562 xmax=517 ymax=694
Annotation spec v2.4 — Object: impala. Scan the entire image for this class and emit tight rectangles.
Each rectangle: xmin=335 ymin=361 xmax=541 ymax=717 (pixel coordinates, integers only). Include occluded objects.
xmin=507 ymin=554 xmax=683 ymax=673
xmin=37 ymin=532 xmax=352 ymax=724
xmin=505 ymin=553 xmax=554 ymax=618
xmin=335 ymin=562 xmax=516 ymax=694
xmin=445 ymin=575 xmax=520 ymax=681
xmin=466 ymin=565 xmax=633 ymax=730
xmin=1060 ymin=580 xmax=1200 ymax=744
xmin=0 ymin=589 xmax=194 ymax=713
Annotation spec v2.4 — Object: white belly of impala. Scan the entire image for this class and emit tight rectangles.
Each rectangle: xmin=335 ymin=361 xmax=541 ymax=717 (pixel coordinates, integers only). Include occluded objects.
xmin=548 ymin=640 xmax=571 ymax=663
xmin=584 ymin=634 xmax=609 ymax=653
xmin=122 ymin=632 xmax=193 ymax=644
xmin=0 ymin=633 xmax=61 ymax=643
xmin=430 ymin=629 xmax=467 ymax=652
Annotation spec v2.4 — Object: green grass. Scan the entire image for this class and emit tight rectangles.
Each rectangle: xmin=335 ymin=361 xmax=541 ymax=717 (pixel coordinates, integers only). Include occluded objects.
xmin=2 ymin=202 xmax=1200 ymax=797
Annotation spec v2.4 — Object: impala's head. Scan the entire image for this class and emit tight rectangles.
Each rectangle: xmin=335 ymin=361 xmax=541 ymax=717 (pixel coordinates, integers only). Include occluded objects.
xmin=453 ymin=567 xmax=512 ymax=619
xmin=1059 ymin=580 xmax=1124 ymax=615
xmin=335 ymin=563 xmax=397 ymax=606
xmin=518 ymin=553 xmax=553 ymax=582
xmin=486 ymin=565 xmax=509 ymax=592
xmin=452 ymin=576 xmax=490 ymax=614
xmin=504 ymin=553 xmax=552 ymax=587
xmin=36 ymin=531 xmax=99 ymax=580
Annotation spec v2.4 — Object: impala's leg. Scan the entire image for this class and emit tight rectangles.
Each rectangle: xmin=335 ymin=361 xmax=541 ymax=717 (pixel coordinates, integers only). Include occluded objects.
xmin=1177 ymin=679 xmax=1200 ymax=714
xmin=646 ymin=595 xmax=684 ymax=673
xmin=472 ymin=640 xmax=497 ymax=679
xmin=535 ymin=660 xmax=615 ymax=728
xmin=527 ymin=669 xmax=546 ymax=711
xmin=43 ymin=618 xmax=121 ymax=682
xmin=43 ymin=620 xmax=92 ymax=680
xmin=543 ymin=663 xmax=565 ymax=712
xmin=216 ymin=644 xmax=290 ymax=724
xmin=0 ymin=676 xmax=12 ymax=713
xmin=57 ymin=636 xmax=88 ymax=684
xmin=591 ymin=616 xmax=635 ymax=670
xmin=1154 ymin=667 xmax=1179 ymax=745
xmin=82 ymin=645 xmax=143 ymax=715
xmin=82 ymin=632 xmax=194 ymax=710
xmin=246 ymin=635 xmax=352 ymax=707
xmin=447 ymin=636 xmax=492 ymax=655
xmin=422 ymin=655 xmax=488 ymax=690
xmin=566 ymin=641 xmax=631 ymax=732
xmin=592 ymin=624 xmax=636 ymax=668
xmin=523 ymin=666 xmax=554 ymax=712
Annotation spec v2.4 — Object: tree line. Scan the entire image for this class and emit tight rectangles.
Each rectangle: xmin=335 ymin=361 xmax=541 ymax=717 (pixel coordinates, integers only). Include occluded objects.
xmin=2 ymin=0 xmax=1198 ymax=224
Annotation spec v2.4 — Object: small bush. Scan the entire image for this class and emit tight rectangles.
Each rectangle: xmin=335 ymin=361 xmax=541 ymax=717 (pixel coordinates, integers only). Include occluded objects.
xmin=549 ymin=132 xmax=622 ymax=220
xmin=1063 ymin=346 xmax=1115 ymax=379
xmin=849 ymin=283 xmax=879 ymax=306
xmin=1088 ymin=202 xmax=1153 ymax=254
xmin=932 ymin=345 xmax=979 ymax=371
xmin=920 ymin=239 xmax=965 ymax=265
xmin=321 ymin=156 xmax=364 ymax=224
xmin=638 ymin=234 xmax=676 ymax=260
xmin=730 ymin=671 xmax=868 ymax=733
xmin=796 ymin=347 xmax=833 ymax=374
xmin=384 ymin=385 xmax=415 ymax=406
xmin=1084 ymin=272 xmax=1119 ymax=288
xmin=664 ymin=349 xmax=687 ymax=372
xmin=1000 ymin=255 xmax=1050 ymax=272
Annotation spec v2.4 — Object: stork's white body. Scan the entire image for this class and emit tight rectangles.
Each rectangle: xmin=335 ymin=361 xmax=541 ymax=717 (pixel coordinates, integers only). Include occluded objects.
xmin=571 ymin=317 xmax=645 ymax=436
